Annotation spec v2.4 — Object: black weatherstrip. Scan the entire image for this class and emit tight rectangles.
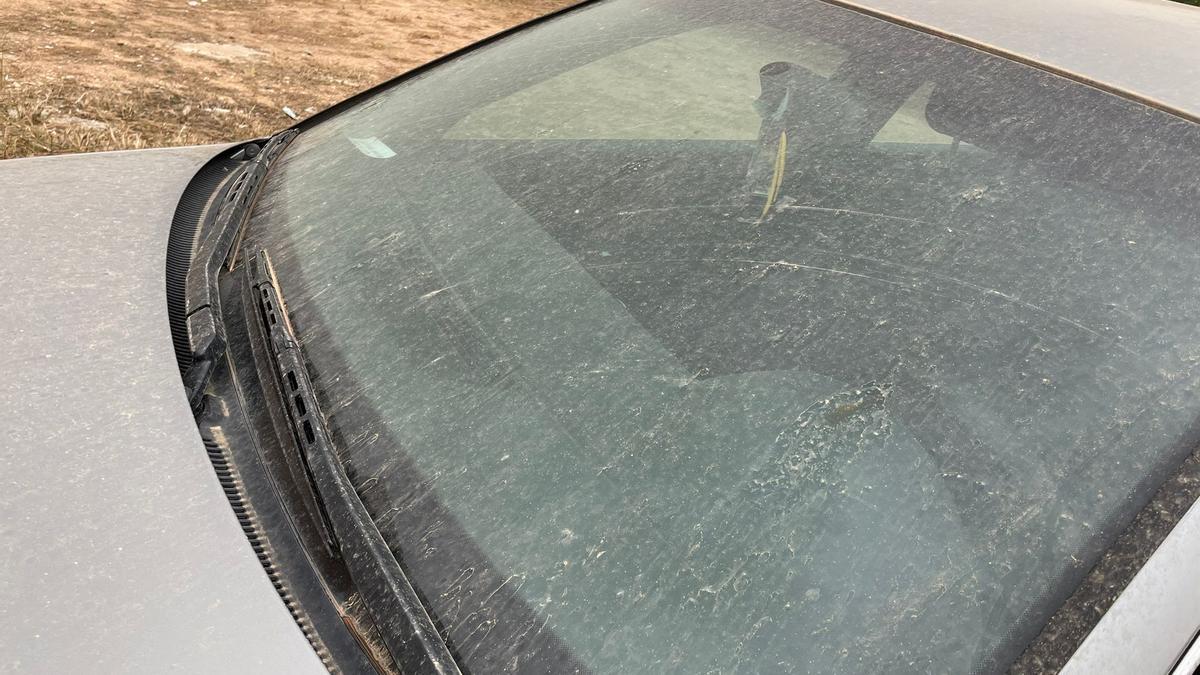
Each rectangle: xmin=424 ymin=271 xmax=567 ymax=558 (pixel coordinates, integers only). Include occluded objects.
xmin=166 ymin=146 xmax=246 ymax=375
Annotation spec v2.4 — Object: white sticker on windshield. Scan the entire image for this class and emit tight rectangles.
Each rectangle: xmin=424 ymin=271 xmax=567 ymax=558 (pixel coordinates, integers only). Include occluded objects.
xmin=348 ymin=136 xmax=396 ymax=159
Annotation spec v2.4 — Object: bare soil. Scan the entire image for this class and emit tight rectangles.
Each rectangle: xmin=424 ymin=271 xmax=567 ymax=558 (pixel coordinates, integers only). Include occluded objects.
xmin=0 ymin=0 xmax=572 ymax=159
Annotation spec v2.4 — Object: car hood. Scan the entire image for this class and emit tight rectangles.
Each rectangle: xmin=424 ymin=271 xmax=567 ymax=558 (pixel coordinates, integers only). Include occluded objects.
xmin=0 ymin=146 xmax=325 ymax=673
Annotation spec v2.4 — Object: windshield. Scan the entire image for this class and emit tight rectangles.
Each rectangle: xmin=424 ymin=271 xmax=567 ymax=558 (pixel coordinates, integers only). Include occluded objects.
xmin=244 ymin=0 xmax=1200 ymax=672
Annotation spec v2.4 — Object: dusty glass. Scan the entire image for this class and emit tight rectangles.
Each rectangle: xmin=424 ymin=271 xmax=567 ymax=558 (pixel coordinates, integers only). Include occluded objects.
xmin=245 ymin=0 xmax=1200 ymax=671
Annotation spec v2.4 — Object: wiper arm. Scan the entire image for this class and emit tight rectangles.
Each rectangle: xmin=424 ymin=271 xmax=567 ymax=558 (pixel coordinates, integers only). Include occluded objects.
xmin=248 ymin=249 xmax=462 ymax=675
xmin=180 ymin=130 xmax=297 ymax=413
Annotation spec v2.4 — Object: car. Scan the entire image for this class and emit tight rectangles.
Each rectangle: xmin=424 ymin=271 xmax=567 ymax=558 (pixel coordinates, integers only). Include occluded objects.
xmin=4 ymin=0 xmax=1200 ymax=672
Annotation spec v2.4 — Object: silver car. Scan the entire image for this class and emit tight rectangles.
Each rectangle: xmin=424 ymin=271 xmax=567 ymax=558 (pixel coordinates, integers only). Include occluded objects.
xmin=5 ymin=0 xmax=1200 ymax=672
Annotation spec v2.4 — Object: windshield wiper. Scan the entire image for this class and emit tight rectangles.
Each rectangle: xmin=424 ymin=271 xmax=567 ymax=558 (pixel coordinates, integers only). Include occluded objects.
xmin=248 ymin=249 xmax=462 ymax=675
xmin=180 ymin=130 xmax=297 ymax=413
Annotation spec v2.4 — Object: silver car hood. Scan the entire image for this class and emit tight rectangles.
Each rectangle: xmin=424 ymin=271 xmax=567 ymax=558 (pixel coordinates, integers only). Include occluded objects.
xmin=0 ymin=146 xmax=325 ymax=673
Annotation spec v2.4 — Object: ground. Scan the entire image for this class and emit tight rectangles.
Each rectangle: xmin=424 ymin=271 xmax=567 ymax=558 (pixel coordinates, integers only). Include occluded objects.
xmin=0 ymin=0 xmax=572 ymax=159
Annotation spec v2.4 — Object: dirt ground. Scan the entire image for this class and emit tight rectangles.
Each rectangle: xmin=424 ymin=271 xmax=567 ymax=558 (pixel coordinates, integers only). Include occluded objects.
xmin=0 ymin=0 xmax=573 ymax=159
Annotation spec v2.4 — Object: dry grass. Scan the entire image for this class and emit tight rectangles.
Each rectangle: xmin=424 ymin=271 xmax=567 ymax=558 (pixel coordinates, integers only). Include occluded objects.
xmin=0 ymin=0 xmax=573 ymax=159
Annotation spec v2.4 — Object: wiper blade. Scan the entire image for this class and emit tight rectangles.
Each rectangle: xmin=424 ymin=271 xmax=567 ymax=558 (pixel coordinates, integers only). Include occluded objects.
xmin=181 ymin=130 xmax=298 ymax=413
xmin=248 ymin=249 xmax=462 ymax=675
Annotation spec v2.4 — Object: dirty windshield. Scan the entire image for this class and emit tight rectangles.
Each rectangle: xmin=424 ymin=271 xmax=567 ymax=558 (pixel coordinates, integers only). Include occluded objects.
xmin=246 ymin=0 xmax=1200 ymax=671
